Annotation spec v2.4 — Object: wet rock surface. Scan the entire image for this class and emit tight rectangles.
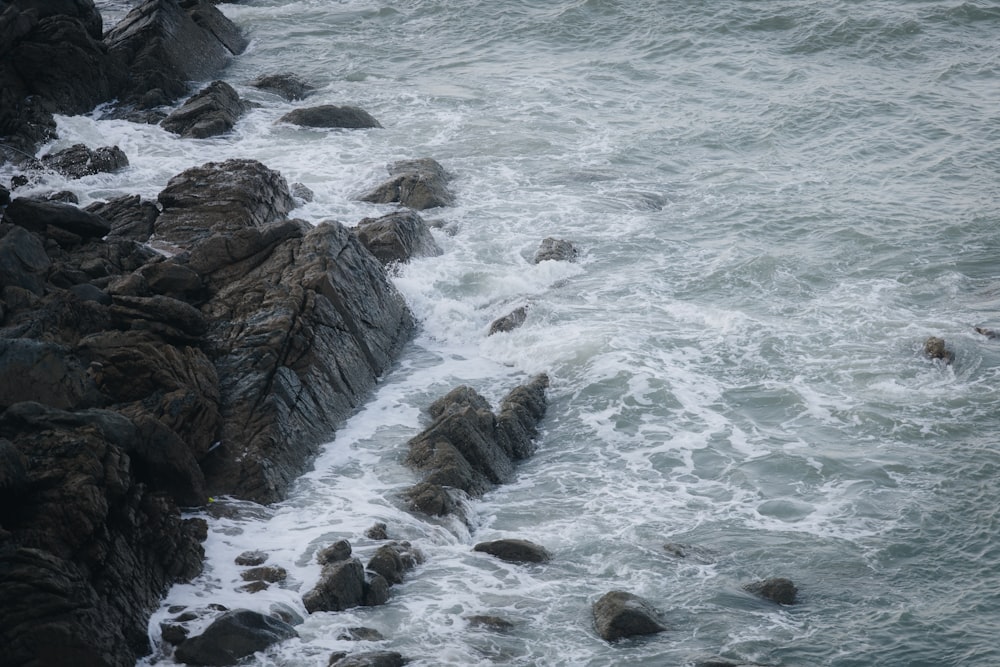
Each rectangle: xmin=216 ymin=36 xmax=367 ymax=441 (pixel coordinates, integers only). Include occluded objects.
xmin=279 ymin=105 xmax=382 ymax=129
xmin=173 ymin=609 xmax=298 ymax=666
xmin=361 ymin=158 xmax=455 ymax=210
xmin=160 ymin=80 xmax=247 ymax=138
xmin=354 ymin=210 xmax=442 ymax=266
xmin=592 ymin=590 xmax=667 ymax=642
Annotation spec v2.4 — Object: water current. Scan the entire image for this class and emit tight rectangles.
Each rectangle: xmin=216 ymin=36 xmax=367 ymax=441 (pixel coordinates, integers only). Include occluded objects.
xmin=12 ymin=1 xmax=1000 ymax=664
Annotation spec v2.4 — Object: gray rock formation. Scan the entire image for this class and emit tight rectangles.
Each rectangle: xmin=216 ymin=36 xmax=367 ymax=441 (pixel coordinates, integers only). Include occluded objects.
xmin=473 ymin=538 xmax=551 ymax=564
xmin=743 ymin=577 xmax=798 ymax=605
xmin=488 ymin=305 xmax=527 ymax=336
xmin=161 ymin=80 xmax=247 ymax=138
xmin=174 ymin=609 xmax=298 ymax=666
xmin=328 ymin=651 xmax=408 ymax=667
xmin=533 ymin=237 xmax=578 ymax=263
xmin=251 ymin=72 xmax=314 ymax=100
xmin=361 ymin=158 xmax=455 ymax=210
xmin=354 ymin=210 xmax=442 ymax=266
xmin=592 ymin=590 xmax=666 ymax=642
xmin=279 ymin=105 xmax=382 ymax=129
xmin=40 ymin=144 xmax=129 ymax=179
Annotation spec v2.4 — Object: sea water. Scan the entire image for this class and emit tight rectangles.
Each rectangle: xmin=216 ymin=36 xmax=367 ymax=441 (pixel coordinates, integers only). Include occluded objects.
xmin=9 ymin=1 xmax=1000 ymax=665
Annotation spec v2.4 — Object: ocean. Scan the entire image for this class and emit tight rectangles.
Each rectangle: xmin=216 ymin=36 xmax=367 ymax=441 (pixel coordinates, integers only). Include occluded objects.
xmin=13 ymin=0 xmax=1000 ymax=664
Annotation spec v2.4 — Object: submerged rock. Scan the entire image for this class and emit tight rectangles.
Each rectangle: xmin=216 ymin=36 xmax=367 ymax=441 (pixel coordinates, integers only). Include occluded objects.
xmin=922 ymin=336 xmax=953 ymax=364
xmin=592 ymin=590 xmax=666 ymax=642
xmin=488 ymin=306 xmax=528 ymax=336
xmin=473 ymin=539 xmax=551 ymax=564
xmin=279 ymin=105 xmax=382 ymax=129
xmin=743 ymin=577 xmax=798 ymax=605
xmin=251 ymin=73 xmax=314 ymax=100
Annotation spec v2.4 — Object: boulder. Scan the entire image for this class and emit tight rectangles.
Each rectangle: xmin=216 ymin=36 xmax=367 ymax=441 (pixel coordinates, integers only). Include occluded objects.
xmin=155 ymin=159 xmax=297 ymax=246
xmin=105 ymin=0 xmax=247 ymax=110
xmin=251 ymin=73 xmax=314 ymax=100
xmin=303 ymin=558 xmax=366 ymax=614
xmin=488 ymin=306 xmax=527 ymax=336
xmin=40 ymin=144 xmax=129 ymax=179
xmin=366 ymin=542 xmax=422 ymax=585
xmin=742 ymin=577 xmax=798 ymax=605
xmin=592 ymin=591 xmax=666 ymax=642
xmin=361 ymin=158 xmax=454 ymax=210
xmin=338 ymin=627 xmax=386 ymax=642
xmin=241 ymin=566 xmax=287 ymax=584
xmin=0 ymin=224 xmax=51 ymax=295
xmin=328 ymin=651 xmax=407 ymax=667
xmin=160 ymin=80 xmax=247 ymax=138
xmin=533 ymin=237 xmax=578 ymax=263
xmin=473 ymin=539 xmax=551 ymax=564
xmin=235 ymin=550 xmax=268 ymax=567
xmin=317 ymin=539 xmax=353 ymax=565
xmin=465 ymin=615 xmax=514 ymax=632
xmin=354 ymin=210 xmax=442 ymax=266
xmin=174 ymin=609 xmax=298 ymax=666
xmin=0 ymin=339 xmax=92 ymax=410
xmin=365 ymin=522 xmax=388 ymax=540
xmin=3 ymin=197 xmax=110 ymax=242
xmin=404 ymin=375 xmax=548 ymax=521
xmin=279 ymin=105 xmax=382 ymax=129
xmin=974 ymin=326 xmax=998 ymax=339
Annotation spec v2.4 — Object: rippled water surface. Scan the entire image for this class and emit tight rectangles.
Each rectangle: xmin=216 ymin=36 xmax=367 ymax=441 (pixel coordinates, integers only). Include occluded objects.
xmin=23 ymin=0 xmax=1000 ymax=665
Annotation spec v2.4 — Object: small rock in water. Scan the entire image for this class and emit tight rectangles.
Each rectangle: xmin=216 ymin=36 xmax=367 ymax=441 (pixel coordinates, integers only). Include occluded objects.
xmin=235 ymin=550 xmax=268 ymax=566
xmin=279 ymin=105 xmax=382 ymax=129
xmin=338 ymin=626 xmax=386 ymax=641
xmin=251 ymin=73 xmax=315 ymax=101
xmin=317 ymin=539 xmax=353 ymax=564
xmin=473 ymin=538 xmax=551 ymax=564
xmin=488 ymin=306 xmax=528 ymax=336
xmin=743 ymin=577 xmax=798 ymax=605
xmin=974 ymin=326 xmax=997 ymax=339
xmin=923 ymin=336 xmax=954 ymax=364
xmin=592 ymin=590 xmax=666 ymax=642
xmin=365 ymin=522 xmax=389 ymax=540
xmin=533 ymin=237 xmax=578 ymax=263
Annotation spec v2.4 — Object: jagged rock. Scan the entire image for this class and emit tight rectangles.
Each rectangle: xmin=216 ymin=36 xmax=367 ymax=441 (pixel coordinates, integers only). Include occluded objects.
xmin=136 ymin=259 xmax=203 ymax=297
xmin=291 ymin=182 xmax=314 ymax=202
xmin=0 ymin=403 xmax=205 ymax=667
xmin=174 ymin=609 xmax=297 ymax=666
xmin=354 ymin=210 xmax=442 ymax=266
xmin=268 ymin=603 xmax=304 ymax=626
xmin=473 ymin=539 xmax=551 ymax=564
xmin=41 ymin=144 xmax=129 ymax=179
xmin=533 ymin=237 xmax=578 ymax=263
xmin=303 ymin=558 xmax=366 ymax=613
xmin=488 ymin=306 xmax=527 ymax=336
xmin=366 ymin=542 xmax=422 ymax=585
xmin=251 ymin=73 xmax=314 ymax=100
xmin=743 ymin=577 xmax=798 ymax=605
xmin=404 ymin=375 xmax=548 ymax=521
xmin=317 ymin=539 xmax=353 ymax=565
xmin=155 ymin=159 xmax=296 ymax=246
xmin=0 ymin=339 xmax=92 ymax=410
xmin=975 ymin=326 xmax=998 ymax=339
xmin=241 ymin=566 xmax=287 ymax=584
xmin=105 ymin=0 xmax=247 ymax=110
xmin=363 ymin=573 xmax=390 ymax=607
xmin=3 ymin=197 xmax=110 ymax=242
xmin=592 ymin=591 xmax=666 ymax=642
xmin=923 ymin=336 xmax=953 ymax=364
xmin=365 ymin=522 xmax=388 ymax=540
xmin=160 ymin=621 xmax=189 ymax=646
xmin=43 ymin=190 xmax=80 ymax=204
xmin=161 ymin=80 xmax=247 ymax=138
xmin=86 ymin=194 xmax=159 ymax=242
xmin=328 ymin=651 xmax=407 ymax=667
xmin=361 ymin=158 xmax=454 ymax=210
xmin=235 ymin=550 xmax=268 ymax=567
xmin=279 ymin=105 xmax=381 ymax=129
xmin=0 ymin=224 xmax=51 ymax=295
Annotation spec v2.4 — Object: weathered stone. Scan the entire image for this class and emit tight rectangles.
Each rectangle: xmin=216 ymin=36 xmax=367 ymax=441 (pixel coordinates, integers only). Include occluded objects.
xmin=354 ymin=210 xmax=442 ymax=266
xmin=303 ymin=558 xmax=366 ymax=613
xmin=743 ymin=577 xmax=798 ymax=605
xmin=136 ymin=260 xmax=203 ymax=296
xmin=235 ymin=550 xmax=268 ymax=567
xmin=488 ymin=306 xmax=527 ymax=336
xmin=3 ymin=197 xmax=110 ymax=241
xmin=86 ymin=194 xmax=159 ymax=242
xmin=361 ymin=158 xmax=454 ymax=210
xmin=533 ymin=237 xmax=578 ymax=263
xmin=161 ymin=80 xmax=247 ymax=138
xmin=473 ymin=539 xmax=551 ymax=564
xmin=366 ymin=542 xmax=422 ymax=585
xmin=362 ymin=573 xmax=390 ymax=607
xmin=279 ymin=105 xmax=381 ymax=129
xmin=465 ymin=615 xmax=514 ymax=632
xmin=174 ymin=609 xmax=297 ymax=666
xmin=592 ymin=591 xmax=666 ymax=642
xmin=365 ymin=522 xmax=388 ymax=541
xmin=251 ymin=73 xmax=314 ymax=100
xmin=338 ymin=627 xmax=385 ymax=641
xmin=41 ymin=144 xmax=129 ymax=179
xmin=241 ymin=566 xmax=287 ymax=583
xmin=317 ymin=540 xmax=353 ymax=565
xmin=328 ymin=651 xmax=407 ymax=667
xmin=923 ymin=336 xmax=953 ymax=364
xmin=0 ymin=224 xmax=50 ymax=294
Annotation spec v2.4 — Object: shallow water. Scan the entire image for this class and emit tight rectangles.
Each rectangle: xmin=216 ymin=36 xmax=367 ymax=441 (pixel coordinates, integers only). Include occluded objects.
xmin=12 ymin=0 xmax=1000 ymax=664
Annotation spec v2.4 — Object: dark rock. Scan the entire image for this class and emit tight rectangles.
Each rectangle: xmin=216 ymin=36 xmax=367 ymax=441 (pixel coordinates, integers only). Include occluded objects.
xmin=974 ymin=326 xmax=998 ymax=339
xmin=241 ymin=565 xmax=287 ymax=583
xmin=0 ymin=224 xmax=51 ymax=294
xmin=0 ymin=339 xmax=91 ymax=410
xmin=338 ymin=627 xmax=386 ymax=641
xmin=366 ymin=542 xmax=422 ymax=585
xmin=251 ymin=73 xmax=314 ymax=101
xmin=328 ymin=651 xmax=407 ymax=667
xmin=278 ymin=105 xmax=382 ymax=129
xmin=303 ymin=558 xmax=366 ymax=613
xmin=362 ymin=573 xmax=390 ymax=607
xmin=361 ymin=158 xmax=454 ymax=210
xmin=69 ymin=283 xmax=112 ymax=304
xmin=43 ymin=190 xmax=80 ymax=204
xmin=155 ymin=159 xmax=296 ymax=247
xmin=160 ymin=621 xmax=190 ymax=645
xmin=365 ymin=522 xmax=388 ymax=540
xmin=291 ymin=182 xmax=314 ymax=202
xmin=743 ymin=577 xmax=798 ymax=605
xmin=533 ymin=237 xmax=578 ymax=263
xmin=268 ymin=602 xmax=304 ymax=626
xmin=0 ymin=183 xmax=10 ymax=205
xmin=592 ymin=591 xmax=666 ymax=642
xmin=105 ymin=0 xmax=247 ymax=110
xmin=465 ymin=615 xmax=514 ymax=632
xmin=239 ymin=580 xmax=269 ymax=593
xmin=354 ymin=210 xmax=442 ymax=266
xmin=174 ymin=609 xmax=297 ymax=666
xmin=136 ymin=260 xmax=203 ymax=297
xmin=473 ymin=539 xmax=551 ymax=564
xmin=428 ymin=385 xmax=492 ymax=419
xmin=923 ymin=336 xmax=953 ymax=364
xmin=161 ymin=80 xmax=247 ymax=138
xmin=662 ymin=542 xmax=718 ymax=564
xmin=404 ymin=375 xmax=548 ymax=522
xmin=41 ymin=144 xmax=129 ymax=179
xmin=317 ymin=539 xmax=353 ymax=565
xmin=3 ymin=197 xmax=110 ymax=242
xmin=488 ymin=306 xmax=527 ymax=336
xmin=86 ymin=194 xmax=159 ymax=242
xmin=109 ymin=293 xmax=208 ymax=338
xmin=235 ymin=550 xmax=268 ymax=566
